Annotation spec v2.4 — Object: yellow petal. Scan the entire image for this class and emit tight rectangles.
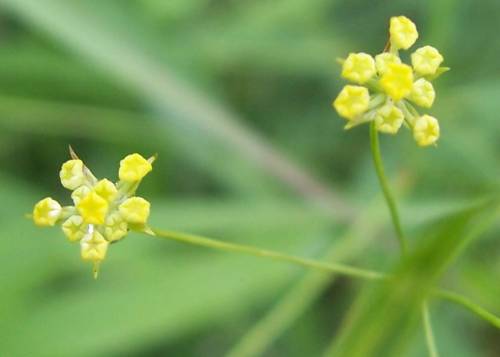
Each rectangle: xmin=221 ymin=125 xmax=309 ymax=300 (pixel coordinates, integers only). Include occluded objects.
xmin=380 ymin=63 xmax=414 ymax=101
xmin=71 ymin=185 xmax=91 ymax=206
xmin=375 ymin=53 xmax=401 ymax=75
xmin=77 ymin=191 xmax=109 ymax=225
xmin=94 ymin=179 xmax=118 ymax=202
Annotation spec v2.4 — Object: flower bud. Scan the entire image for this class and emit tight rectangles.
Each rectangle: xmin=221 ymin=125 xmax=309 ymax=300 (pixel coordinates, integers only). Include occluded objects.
xmin=33 ymin=197 xmax=62 ymax=226
xmin=375 ymin=104 xmax=404 ymax=134
xmin=119 ymin=197 xmax=151 ymax=224
xmin=71 ymin=185 xmax=91 ymax=206
xmin=411 ymin=46 xmax=443 ymax=76
xmin=409 ymin=78 xmax=435 ymax=108
xmin=413 ymin=115 xmax=440 ymax=146
xmin=62 ymin=215 xmax=87 ymax=242
xmin=80 ymin=229 xmax=108 ymax=262
xmin=341 ymin=53 xmax=376 ymax=84
xmin=333 ymin=85 xmax=370 ymax=120
xmin=375 ymin=53 xmax=401 ymax=75
xmin=104 ymin=213 xmax=128 ymax=242
xmin=60 ymin=160 xmax=85 ymax=190
xmin=389 ymin=16 xmax=418 ymax=50
xmin=119 ymin=154 xmax=152 ymax=182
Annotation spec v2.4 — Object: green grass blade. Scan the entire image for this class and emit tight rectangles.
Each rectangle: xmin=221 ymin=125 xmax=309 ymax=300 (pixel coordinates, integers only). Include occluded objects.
xmin=422 ymin=301 xmax=439 ymax=357
xmin=324 ymin=198 xmax=500 ymax=357
xmin=433 ymin=289 xmax=500 ymax=329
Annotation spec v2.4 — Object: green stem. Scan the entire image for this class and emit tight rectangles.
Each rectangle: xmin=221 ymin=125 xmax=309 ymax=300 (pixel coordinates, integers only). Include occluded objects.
xmin=145 ymin=228 xmax=500 ymax=330
xmin=432 ymin=289 xmax=500 ymax=329
xmin=225 ymin=198 xmax=386 ymax=357
xmin=422 ymin=301 xmax=439 ymax=357
xmin=147 ymin=228 xmax=385 ymax=281
xmin=369 ymin=121 xmax=407 ymax=254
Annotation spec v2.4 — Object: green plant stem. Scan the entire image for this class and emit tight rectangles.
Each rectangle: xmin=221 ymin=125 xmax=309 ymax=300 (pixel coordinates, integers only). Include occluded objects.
xmin=144 ymin=228 xmax=500 ymax=330
xmin=369 ymin=121 xmax=407 ymax=254
xmin=225 ymin=198 xmax=387 ymax=357
xmin=432 ymin=289 xmax=500 ymax=329
xmin=422 ymin=301 xmax=439 ymax=357
xmin=148 ymin=229 xmax=385 ymax=281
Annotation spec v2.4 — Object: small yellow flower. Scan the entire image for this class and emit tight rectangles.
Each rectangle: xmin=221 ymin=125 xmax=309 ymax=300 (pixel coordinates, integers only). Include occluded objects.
xmin=33 ymin=197 xmax=62 ymax=226
xmin=413 ymin=115 xmax=440 ymax=146
xmin=333 ymin=85 xmax=370 ymax=120
xmin=62 ymin=215 xmax=88 ymax=242
xmin=331 ymin=17 xmax=448 ymax=147
xmin=104 ymin=213 xmax=128 ymax=242
xmin=341 ymin=53 xmax=376 ymax=84
xmin=411 ymin=46 xmax=444 ymax=75
xmin=119 ymin=197 xmax=151 ymax=224
xmin=80 ymin=229 xmax=109 ymax=262
xmin=119 ymin=153 xmax=152 ymax=182
xmin=375 ymin=53 xmax=401 ymax=75
xmin=71 ymin=185 xmax=91 ymax=206
xmin=380 ymin=63 xmax=414 ymax=101
xmin=409 ymin=78 xmax=435 ymax=108
xmin=60 ymin=159 xmax=85 ymax=190
xmin=33 ymin=148 xmax=157 ymax=277
xmin=375 ymin=104 xmax=404 ymax=134
xmin=94 ymin=179 xmax=118 ymax=202
xmin=389 ymin=16 xmax=418 ymax=50
xmin=77 ymin=191 xmax=109 ymax=225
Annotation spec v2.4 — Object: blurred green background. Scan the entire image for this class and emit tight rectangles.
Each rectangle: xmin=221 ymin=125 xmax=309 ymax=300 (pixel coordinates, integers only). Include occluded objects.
xmin=0 ymin=0 xmax=499 ymax=356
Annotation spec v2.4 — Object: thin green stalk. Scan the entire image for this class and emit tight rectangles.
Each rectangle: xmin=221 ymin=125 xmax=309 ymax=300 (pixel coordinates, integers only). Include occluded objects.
xmin=147 ymin=228 xmax=386 ymax=281
xmin=369 ymin=121 xmax=407 ymax=254
xmin=422 ymin=301 xmax=439 ymax=357
xmin=432 ymin=289 xmax=500 ymax=329
xmin=226 ymin=198 xmax=387 ymax=357
xmin=147 ymin=228 xmax=500 ymax=331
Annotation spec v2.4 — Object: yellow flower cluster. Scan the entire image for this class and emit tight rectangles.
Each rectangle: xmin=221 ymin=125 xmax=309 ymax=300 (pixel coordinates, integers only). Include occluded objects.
xmin=32 ymin=149 xmax=155 ymax=277
xmin=332 ymin=15 xmax=449 ymax=146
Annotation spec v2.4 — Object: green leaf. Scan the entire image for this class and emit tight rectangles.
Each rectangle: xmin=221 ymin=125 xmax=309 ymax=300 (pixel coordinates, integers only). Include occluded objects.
xmin=325 ymin=198 xmax=500 ymax=357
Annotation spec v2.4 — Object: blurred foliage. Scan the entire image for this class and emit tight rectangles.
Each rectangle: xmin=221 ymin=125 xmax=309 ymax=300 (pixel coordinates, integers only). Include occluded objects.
xmin=0 ymin=0 xmax=498 ymax=356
